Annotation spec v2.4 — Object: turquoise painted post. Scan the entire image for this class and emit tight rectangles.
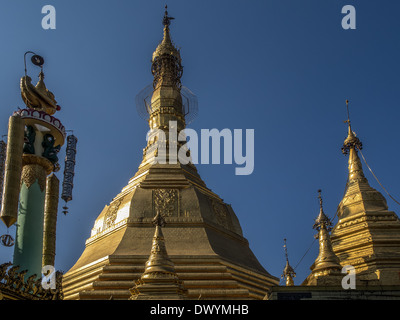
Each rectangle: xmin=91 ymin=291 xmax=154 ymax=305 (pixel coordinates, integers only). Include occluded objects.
xmin=13 ymin=180 xmax=46 ymax=279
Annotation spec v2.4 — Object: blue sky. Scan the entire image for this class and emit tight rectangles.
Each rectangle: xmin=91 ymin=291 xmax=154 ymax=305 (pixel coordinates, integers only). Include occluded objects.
xmin=1 ymin=0 xmax=400 ymax=285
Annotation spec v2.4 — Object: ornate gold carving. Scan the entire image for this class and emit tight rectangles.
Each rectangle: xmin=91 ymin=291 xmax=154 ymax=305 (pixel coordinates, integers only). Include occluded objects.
xmin=20 ymin=70 xmax=59 ymax=116
xmin=0 ymin=262 xmax=63 ymax=300
xmin=153 ymin=189 xmax=178 ymax=217
xmin=103 ymin=198 xmax=122 ymax=229
xmin=212 ymin=199 xmax=231 ymax=229
xmin=22 ymin=154 xmax=54 ymax=175
xmin=21 ymin=163 xmax=47 ymax=192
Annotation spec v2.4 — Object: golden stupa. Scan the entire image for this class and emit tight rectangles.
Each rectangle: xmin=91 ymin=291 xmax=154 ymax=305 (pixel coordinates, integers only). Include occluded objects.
xmin=62 ymin=7 xmax=278 ymax=300
xmin=266 ymin=103 xmax=400 ymax=300
xmin=303 ymin=190 xmax=342 ymax=286
xmin=330 ymin=110 xmax=400 ymax=286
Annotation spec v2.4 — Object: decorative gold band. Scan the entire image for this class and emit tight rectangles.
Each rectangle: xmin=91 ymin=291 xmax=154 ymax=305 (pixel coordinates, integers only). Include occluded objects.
xmin=42 ymin=174 xmax=59 ymax=267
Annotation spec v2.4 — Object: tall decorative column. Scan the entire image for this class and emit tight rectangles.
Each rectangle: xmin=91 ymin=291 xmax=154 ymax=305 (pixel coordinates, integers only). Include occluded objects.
xmin=0 ymin=52 xmax=70 ymax=279
xmin=14 ymin=154 xmax=54 ymax=277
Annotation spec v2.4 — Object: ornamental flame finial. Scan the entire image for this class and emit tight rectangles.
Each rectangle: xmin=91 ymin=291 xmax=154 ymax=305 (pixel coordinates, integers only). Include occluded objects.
xmin=152 ymin=6 xmax=183 ymax=89
xmin=342 ymin=100 xmax=362 ymax=155
xmin=163 ymin=5 xmax=175 ymax=27
xmin=313 ymin=189 xmax=332 ymax=232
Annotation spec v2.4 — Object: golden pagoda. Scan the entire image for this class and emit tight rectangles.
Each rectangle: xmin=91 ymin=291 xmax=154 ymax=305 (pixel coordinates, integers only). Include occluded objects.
xmin=129 ymin=212 xmax=186 ymax=300
xmin=265 ymin=105 xmax=400 ymax=300
xmin=330 ymin=103 xmax=400 ymax=286
xmin=62 ymin=7 xmax=278 ymax=300
xmin=303 ymin=190 xmax=342 ymax=286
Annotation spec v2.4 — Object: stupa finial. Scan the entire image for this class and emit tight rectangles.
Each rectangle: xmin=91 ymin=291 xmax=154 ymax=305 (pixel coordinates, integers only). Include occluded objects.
xmin=342 ymin=100 xmax=362 ymax=155
xmin=281 ymin=238 xmax=296 ymax=286
xmin=340 ymin=101 xmax=367 ymax=183
xmin=313 ymin=189 xmax=332 ymax=231
xmin=163 ymin=5 xmax=175 ymax=27
xmin=151 ymin=5 xmax=183 ymax=89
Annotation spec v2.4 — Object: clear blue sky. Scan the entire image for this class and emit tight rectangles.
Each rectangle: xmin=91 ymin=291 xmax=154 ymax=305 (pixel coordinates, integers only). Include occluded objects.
xmin=1 ymin=0 xmax=400 ymax=285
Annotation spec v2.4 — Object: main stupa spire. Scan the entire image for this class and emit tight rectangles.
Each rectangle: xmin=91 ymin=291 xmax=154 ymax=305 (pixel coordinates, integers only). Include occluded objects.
xmin=62 ymin=7 xmax=278 ymax=300
xmin=140 ymin=5 xmax=186 ymax=168
xmin=151 ymin=5 xmax=183 ymax=90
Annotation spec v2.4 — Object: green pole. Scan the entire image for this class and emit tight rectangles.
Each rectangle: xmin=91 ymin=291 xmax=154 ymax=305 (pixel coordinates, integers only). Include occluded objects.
xmin=13 ymin=167 xmax=46 ymax=279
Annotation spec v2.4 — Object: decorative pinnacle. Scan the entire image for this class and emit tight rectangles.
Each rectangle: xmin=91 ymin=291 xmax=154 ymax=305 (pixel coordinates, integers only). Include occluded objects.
xmin=282 ymin=238 xmax=296 ymax=285
xmin=313 ymin=189 xmax=332 ymax=232
xmin=342 ymin=100 xmax=362 ymax=155
xmin=317 ymin=189 xmax=323 ymax=210
xmin=344 ymin=99 xmax=350 ymax=127
xmin=283 ymin=238 xmax=289 ymax=262
xmin=163 ymin=5 xmax=175 ymax=27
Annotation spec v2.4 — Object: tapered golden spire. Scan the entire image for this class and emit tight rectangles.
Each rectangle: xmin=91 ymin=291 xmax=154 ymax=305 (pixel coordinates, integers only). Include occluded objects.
xmin=139 ymin=5 xmax=186 ymax=168
xmin=341 ymin=100 xmax=367 ymax=183
xmin=141 ymin=211 xmax=177 ymax=278
xmin=311 ymin=190 xmax=341 ymax=273
xmin=281 ymin=238 xmax=296 ymax=286
xmin=129 ymin=210 xmax=186 ymax=299
xmin=330 ymin=101 xmax=400 ymax=286
xmin=151 ymin=5 xmax=183 ymax=89
xmin=303 ymin=190 xmax=342 ymax=286
xmin=152 ymin=5 xmax=181 ymax=63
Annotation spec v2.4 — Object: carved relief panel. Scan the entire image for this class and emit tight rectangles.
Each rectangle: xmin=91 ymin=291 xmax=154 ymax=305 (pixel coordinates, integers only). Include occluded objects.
xmin=103 ymin=198 xmax=122 ymax=229
xmin=211 ymin=199 xmax=233 ymax=230
xmin=153 ymin=188 xmax=179 ymax=218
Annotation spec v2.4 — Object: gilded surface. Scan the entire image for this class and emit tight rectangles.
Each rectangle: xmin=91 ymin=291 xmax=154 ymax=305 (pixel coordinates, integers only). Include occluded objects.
xmin=129 ymin=211 xmax=186 ymax=300
xmin=0 ymin=141 xmax=6 ymax=208
xmin=212 ymin=199 xmax=232 ymax=229
xmin=0 ymin=115 xmax=25 ymax=227
xmin=103 ymin=198 xmax=122 ymax=229
xmin=62 ymin=8 xmax=279 ymax=300
xmin=42 ymin=174 xmax=59 ymax=267
xmin=20 ymin=71 xmax=59 ymax=116
xmin=330 ymin=123 xmax=400 ymax=285
xmin=303 ymin=191 xmax=342 ymax=286
xmin=153 ymin=188 xmax=178 ymax=217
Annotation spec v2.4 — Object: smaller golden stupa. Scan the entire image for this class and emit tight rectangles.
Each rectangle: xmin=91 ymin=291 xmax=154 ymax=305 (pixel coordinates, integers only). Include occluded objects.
xmin=303 ymin=190 xmax=342 ymax=286
xmin=129 ymin=212 xmax=186 ymax=300
xmin=281 ymin=239 xmax=296 ymax=286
